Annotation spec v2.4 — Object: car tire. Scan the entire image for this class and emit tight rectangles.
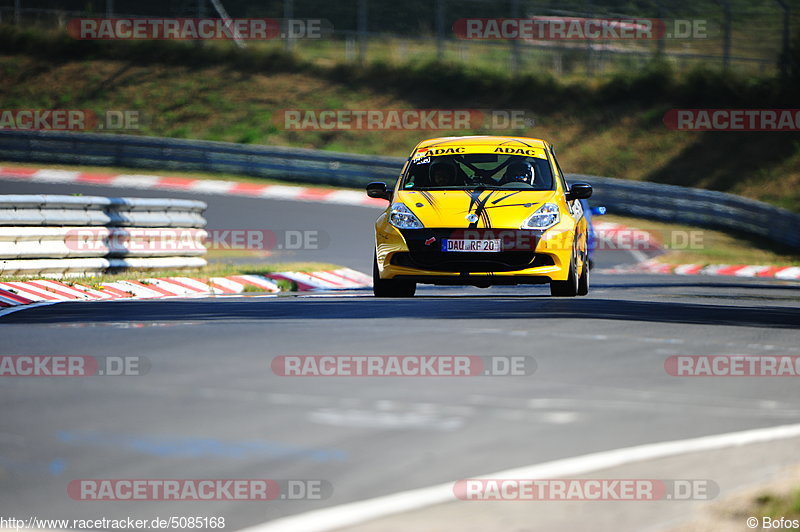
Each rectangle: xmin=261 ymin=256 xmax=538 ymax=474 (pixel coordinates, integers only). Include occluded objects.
xmin=550 ymin=250 xmax=579 ymax=297
xmin=577 ymin=256 xmax=589 ymax=296
xmin=373 ymin=254 xmax=416 ymax=297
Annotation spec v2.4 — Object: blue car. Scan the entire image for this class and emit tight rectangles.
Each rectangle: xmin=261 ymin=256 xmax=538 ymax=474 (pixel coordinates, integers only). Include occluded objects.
xmin=580 ymin=199 xmax=606 ymax=270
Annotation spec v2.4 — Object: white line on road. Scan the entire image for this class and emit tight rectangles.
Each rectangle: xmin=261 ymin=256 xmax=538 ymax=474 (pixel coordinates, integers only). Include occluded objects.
xmin=239 ymin=422 xmax=800 ymax=532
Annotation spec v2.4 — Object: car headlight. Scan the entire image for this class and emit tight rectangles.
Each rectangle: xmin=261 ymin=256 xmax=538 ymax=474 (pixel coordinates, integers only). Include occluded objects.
xmin=389 ymin=202 xmax=424 ymax=229
xmin=521 ymin=202 xmax=560 ymax=230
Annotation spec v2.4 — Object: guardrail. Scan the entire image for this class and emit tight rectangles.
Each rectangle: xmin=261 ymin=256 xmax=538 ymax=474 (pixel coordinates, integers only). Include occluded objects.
xmin=0 ymin=130 xmax=402 ymax=187
xmin=0 ymin=194 xmax=208 ymax=277
xmin=1 ymin=130 xmax=798 ymax=250
xmin=570 ymin=174 xmax=800 ymax=250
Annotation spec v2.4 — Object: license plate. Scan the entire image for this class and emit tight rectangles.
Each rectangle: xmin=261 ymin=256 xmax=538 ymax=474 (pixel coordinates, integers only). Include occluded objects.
xmin=441 ymin=239 xmax=502 ymax=252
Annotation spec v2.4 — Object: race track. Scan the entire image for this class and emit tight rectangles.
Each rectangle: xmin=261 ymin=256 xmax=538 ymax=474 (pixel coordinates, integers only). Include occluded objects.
xmin=1 ymin=178 xmax=799 ymax=530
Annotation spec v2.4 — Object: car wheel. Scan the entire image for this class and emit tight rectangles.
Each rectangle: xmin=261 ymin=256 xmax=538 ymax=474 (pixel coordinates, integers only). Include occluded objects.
xmin=577 ymin=256 xmax=589 ymax=296
xmin=373 ymin=254 xmax=416 ymax=297
xmin=550 ymin=250 xmax=578 ymax=297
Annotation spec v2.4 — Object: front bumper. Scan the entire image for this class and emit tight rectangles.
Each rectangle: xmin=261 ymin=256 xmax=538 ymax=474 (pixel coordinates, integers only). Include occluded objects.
xmin=375 ymin=217 xmax=578 ymax=285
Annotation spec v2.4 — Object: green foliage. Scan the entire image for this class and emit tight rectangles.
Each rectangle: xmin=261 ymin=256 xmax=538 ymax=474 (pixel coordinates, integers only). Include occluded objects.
xmin=2 ymin=23 xmax=799 ymax=213
xmin=1 ymin=23 xmax=794 ymax=108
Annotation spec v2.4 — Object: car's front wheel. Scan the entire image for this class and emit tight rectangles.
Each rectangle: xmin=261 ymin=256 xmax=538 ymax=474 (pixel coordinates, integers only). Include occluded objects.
xmin=373 ymin=254 xmax=416 ymax=297
xmin=550 ymin=250 xmax=579 ymax=297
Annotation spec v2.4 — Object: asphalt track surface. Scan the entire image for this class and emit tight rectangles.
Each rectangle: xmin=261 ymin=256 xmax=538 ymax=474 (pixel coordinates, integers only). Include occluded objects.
xmin=1 ymin=178 xmax=799 ymax=530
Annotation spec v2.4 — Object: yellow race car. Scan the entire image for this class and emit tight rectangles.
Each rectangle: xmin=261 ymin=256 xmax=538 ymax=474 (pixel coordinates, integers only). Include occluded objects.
xmin=367 ymin=135 xmax=592 ymax=297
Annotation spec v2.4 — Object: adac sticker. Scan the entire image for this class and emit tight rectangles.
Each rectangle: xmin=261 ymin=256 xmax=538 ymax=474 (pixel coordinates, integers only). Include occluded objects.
xmin=493 ymin=146 xmax=546 ymax=158
xmin=413 ymin=146 xmax=466 ymax=159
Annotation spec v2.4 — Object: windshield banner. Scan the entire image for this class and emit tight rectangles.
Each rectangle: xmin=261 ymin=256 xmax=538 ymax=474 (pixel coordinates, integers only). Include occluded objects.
xmin=413 ymin=145 xmax=548 ymax=161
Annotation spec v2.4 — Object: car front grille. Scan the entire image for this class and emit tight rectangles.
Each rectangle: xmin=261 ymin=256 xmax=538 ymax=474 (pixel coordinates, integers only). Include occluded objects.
xmin=396 ymin=229 xmax=550 ymax=273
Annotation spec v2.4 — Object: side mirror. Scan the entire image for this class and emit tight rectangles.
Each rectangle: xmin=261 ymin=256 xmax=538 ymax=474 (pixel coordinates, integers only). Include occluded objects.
xmin=566 ymin=183 xmax=592 ymax=201
xmin=366 ymin=182 xmax=392 ymax=201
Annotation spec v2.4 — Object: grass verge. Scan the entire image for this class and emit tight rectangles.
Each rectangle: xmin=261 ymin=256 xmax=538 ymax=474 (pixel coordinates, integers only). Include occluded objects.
xmin=600 ymin=214 xmax=800 ymax=266
xmin=749 ymin=489 xmax=800 ymax=521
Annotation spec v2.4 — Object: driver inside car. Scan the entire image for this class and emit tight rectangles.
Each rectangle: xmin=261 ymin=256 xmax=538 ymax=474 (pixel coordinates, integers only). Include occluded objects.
xmin=501 ymin=160 xmax=535 ymax=186
xmin=429 ymin=160 xmax=458 ymax=187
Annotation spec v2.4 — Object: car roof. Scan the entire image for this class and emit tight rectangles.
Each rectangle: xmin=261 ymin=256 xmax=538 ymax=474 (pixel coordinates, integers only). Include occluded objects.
xmin=414 ymin=135 xmax=551 ymax=150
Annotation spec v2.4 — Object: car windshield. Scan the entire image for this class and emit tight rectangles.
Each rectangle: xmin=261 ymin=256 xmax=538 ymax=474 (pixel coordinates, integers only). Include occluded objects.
xmin=401 ymin=153 xmax=555 ymax=191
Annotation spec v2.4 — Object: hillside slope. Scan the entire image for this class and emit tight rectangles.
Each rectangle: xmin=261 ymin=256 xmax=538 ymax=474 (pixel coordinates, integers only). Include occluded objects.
xmin=1 ymin=27 xmax=799 ymax=211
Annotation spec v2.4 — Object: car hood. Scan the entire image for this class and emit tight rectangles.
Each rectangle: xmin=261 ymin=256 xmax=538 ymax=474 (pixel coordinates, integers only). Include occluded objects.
xmin=394 ymin=189 xmax=559 ymax=229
